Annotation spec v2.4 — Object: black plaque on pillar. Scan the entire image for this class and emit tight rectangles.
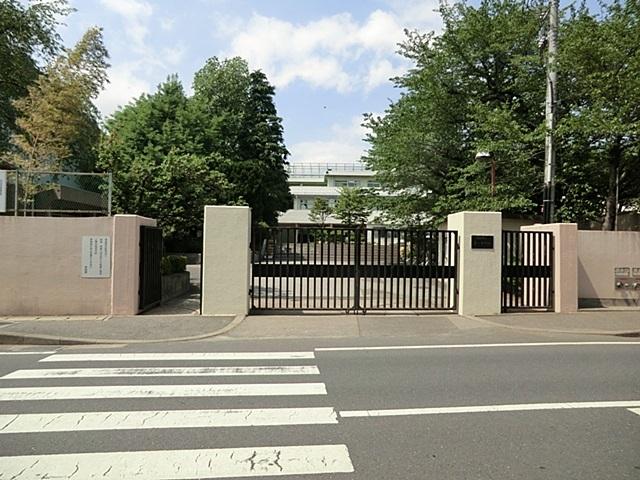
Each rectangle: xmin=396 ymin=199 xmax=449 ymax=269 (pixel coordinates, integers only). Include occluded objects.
xmin=471 ymin=235 xmax=494 ymax=249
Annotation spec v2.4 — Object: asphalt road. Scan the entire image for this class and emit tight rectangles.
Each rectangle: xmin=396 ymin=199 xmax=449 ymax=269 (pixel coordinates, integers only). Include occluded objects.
xmin=0 ymin=336 xmax=639 ymax=479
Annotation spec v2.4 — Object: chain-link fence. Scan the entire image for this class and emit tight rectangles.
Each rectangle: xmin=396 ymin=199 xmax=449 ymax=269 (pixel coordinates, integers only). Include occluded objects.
xmin=0 ymin=170 xmax=112 ymax=216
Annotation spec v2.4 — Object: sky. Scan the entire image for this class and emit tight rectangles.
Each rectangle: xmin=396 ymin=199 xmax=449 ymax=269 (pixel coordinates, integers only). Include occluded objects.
xmin=56 ymin=0 xmax=444 ymax=165
xmin=56 ymin=0 xmax=604 ymax=166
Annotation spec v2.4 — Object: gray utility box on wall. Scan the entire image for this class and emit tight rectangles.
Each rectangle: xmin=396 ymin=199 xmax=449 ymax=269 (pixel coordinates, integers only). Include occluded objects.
xmin=614 ymin=267 xmax=640 ymax=290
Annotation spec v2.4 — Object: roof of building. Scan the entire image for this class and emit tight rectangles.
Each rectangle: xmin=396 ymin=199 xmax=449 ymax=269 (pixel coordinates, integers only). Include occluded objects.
xmin=286 ymin=163 xmax=368 ymax=177
xmin=324 ymin=170 xmax=375 ymax=177
xmin=289 ymin=185 xmax=340 ymax=196
xmin=287 ymin=176 xmax=326 ymax=185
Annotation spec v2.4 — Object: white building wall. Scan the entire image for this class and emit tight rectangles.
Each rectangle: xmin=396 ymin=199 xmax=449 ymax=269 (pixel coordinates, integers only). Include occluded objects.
xmin=282 ymin=167 xmax=379 ymax=224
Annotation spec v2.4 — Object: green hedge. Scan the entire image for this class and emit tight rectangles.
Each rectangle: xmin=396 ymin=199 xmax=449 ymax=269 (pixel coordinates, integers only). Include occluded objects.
xmin=161 ymin=255 xmax=187 ymax=276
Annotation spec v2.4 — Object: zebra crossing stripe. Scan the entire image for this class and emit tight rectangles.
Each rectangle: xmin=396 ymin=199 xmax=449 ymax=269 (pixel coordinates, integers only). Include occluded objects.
xmin=0 ymin=383 xmax=327 ymax=401
xmin=0 ymin=444 xmax=354 ymax=478
xmin=0 ymin=407 xmax=338 ymax=433
xmin=0 ymin=351 xmax=57 ymax=355
xmin=2 ymin=365 xmax=320 ymax=379
xmin=340 ymin=400 xmax=640 ymax=418
xmin=315 ymin=341 xmax=640 ymax=352
xmin=39 ymin=352 xmax=315 ymax=362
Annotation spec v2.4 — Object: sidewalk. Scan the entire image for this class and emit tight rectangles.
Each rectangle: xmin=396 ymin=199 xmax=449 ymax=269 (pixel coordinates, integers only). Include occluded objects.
xmin=225 ymin=310 xmax=640 ymax=339
xmin=0 ymin=314 xmax=239 ymax=345
xmin=478 ymin=310 xmax=640 ymax=336
xmin=0 ymin=309 xmax=638 ymax=345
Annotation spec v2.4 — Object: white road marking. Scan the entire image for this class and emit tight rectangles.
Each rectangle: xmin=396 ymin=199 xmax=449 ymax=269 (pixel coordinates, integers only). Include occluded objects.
xmin=0 ymin=444 xmax=354 ymax=478
xmin=2 ymin=365 xmax=320 ymax=379
xmin=0 ymin=383 xmax=327 ymax=401
xmin=316 ymin=341 xmax=640 ymax=352
xmin=629 ymin=408 xmax=640 ymax=416
xmin=39 ymin=352 xmax=315 ymax=362
xmin=0 ymin=407 xmax=338 ymax=434
xmin=340 ymin=400 xmax=640 ymax=418
xmin=0 ymin=351 xmax=57 ymax=355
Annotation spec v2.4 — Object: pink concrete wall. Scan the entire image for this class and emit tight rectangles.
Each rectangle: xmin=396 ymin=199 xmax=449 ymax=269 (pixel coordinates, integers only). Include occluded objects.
xmin=0 ymin=215 xmax=156 ymax=316
xmin=0 ymin=217 xmax=113 ymax=315
xmin=578 ymin=231 xmax=640 ymax=307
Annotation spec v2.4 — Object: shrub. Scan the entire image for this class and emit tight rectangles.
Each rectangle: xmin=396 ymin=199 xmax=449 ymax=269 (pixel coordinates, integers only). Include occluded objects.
xmin=161 ymin=255 xmax=187 ymax=275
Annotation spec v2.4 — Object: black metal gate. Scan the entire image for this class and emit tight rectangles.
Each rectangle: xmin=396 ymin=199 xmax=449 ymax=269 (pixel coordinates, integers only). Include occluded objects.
xmin=501 ymin=230 xmax=553 ymax=311
xmin=251 ymin=226 xmax=457 ymax=312
xmin=139 ymin=226 xmax=163 ymax=312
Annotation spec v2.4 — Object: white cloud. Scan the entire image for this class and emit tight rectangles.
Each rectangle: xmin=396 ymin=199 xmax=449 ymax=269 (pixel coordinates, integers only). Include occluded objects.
xmin=289 ymin=115 xmax=371 ymax=165
xmin=356 ymin=10 xmax=405 ymax=54
xmin=100 ymin=0 xmax=153 ymax=52
xmin=159 ymin=17 xmax=175 ymax=31
xmin=163 ymin=45 xmax=186 ymax=66
xmin=384 ymin=0 xmax=443 ymax=31
xmin=96 ymin=63 xmax=151 ymax=116
xmin=365 ymin=58 xmax=406 ymax=92
xmin=289 ymin=139 xmax=364 ymax=165
xmin=278 ymin=56 xmax=352 ymax=93
xmin=100 ymin=0 xmax=152 ymax=18
xmin=222 ymin=8 xmax=435 ymax=94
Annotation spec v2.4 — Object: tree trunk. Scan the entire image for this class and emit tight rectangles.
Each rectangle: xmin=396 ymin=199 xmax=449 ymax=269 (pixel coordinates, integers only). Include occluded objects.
xmin=602 ymin=142 xmax=621 ymax=231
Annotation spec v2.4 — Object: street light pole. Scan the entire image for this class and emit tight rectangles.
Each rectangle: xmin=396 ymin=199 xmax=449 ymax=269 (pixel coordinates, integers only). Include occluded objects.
xmin=543 ymin=0 xmax=559 ymax=223
xmin=490 ymin=156 xmax=496 ymax=197
xmin=476 ymin=151 xmax=495 ymax=196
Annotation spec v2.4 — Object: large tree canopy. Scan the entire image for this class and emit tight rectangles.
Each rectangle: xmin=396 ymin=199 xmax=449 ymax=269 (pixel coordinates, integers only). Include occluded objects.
xmin=365 ymin=0 xmax=640 ymax=229
xmin=365 ymin=0 xmax=547 ymax=226
xmin=0 ymin=0 xmax=71 ymax=155
xmin=191 ymin=58 xmax=292 ymax=225
xmin=99 ymin=76 xmax=232 ymax=245
xmin=557 ymin=0 xmax=640 ymax=229
xmin=8 ymin=27 xmax=109 ymax=172
xmin=100 ymin=58 xmax=291 ymax=244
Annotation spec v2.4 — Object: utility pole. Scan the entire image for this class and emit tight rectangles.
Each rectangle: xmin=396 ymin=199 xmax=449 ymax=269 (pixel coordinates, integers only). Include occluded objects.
xmin=543 ymin=0 xmax=558 ymax=223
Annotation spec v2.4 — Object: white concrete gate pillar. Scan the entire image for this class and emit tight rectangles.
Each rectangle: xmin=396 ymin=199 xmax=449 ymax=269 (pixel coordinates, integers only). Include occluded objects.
xmin=201 ymin=206 xmax=251 ymax=316
xmin=522 ymin=223 xmax=578 ymax=313
xmin=448 ymin=211 xmax=502 ymax=316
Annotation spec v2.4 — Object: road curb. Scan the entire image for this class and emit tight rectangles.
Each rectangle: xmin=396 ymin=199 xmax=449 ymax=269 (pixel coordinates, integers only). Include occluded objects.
xmin=468 ymin=315 xmax=640 ymax=337
xmin=0 ymin=314 xmax=246 ymax=345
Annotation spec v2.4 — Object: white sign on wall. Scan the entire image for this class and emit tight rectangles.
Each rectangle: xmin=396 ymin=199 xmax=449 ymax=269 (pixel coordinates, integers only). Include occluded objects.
xmin=81 ymin=236 xmax=111 ymax=278
xmin=0 ymin=170 xmax=6 ymax=213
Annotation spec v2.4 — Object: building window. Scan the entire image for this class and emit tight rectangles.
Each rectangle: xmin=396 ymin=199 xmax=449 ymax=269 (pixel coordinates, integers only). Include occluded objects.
xmin=300 ymin=200 xmax=309 ymax=210
xmin=367 ymin=181 xmax=380 ymax=188
xmin=335 ymin=180 xmax=359 ymax=188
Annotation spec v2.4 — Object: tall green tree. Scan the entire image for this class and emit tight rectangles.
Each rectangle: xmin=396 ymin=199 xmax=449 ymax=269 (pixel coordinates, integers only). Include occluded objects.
xmin=99 ymin=76 xmax=232 ymax=243
xmin=0 ymin=0 xmax=71 ymax=154
xmin=192 ymin=57 xmax=292 ymax=225
xmin=309 ymin=197 xmax=333 ymax=226
xmin=102 ymin=58 xmax=291 ymax=243
xmin=334 ymin=188 xmax=371 ymax=226
xmin=364 ymin=0 xmax=548 ymax=225
xmin=557 ymin=0 xmax=640 ymax=229
xmin=8 ymin=27 xmax=109 ymax=172
xmin=242 ymin=70 xmax=292 ymax=224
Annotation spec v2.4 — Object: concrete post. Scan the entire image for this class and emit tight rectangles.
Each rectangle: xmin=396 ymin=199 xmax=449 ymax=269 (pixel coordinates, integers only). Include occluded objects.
xmin=522 ymin=223 xmax=578 ymax=313
xmin=448 ymin=211 xmax=502 ymax=316
xmin=201 ymin=206 xmax=251 ymax=316
xmin=111 ymin=214 xmax=157 ymax=315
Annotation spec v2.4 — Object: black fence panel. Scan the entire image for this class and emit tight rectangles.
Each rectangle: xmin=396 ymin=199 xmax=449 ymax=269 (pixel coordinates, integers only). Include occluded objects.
xmin=501 ymin=230 xmax=553 ymax=311
xmin=139 ymin=226 xmax=163 ymax=312
xmin=251 ymin=226 xmax=458 ymax=313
